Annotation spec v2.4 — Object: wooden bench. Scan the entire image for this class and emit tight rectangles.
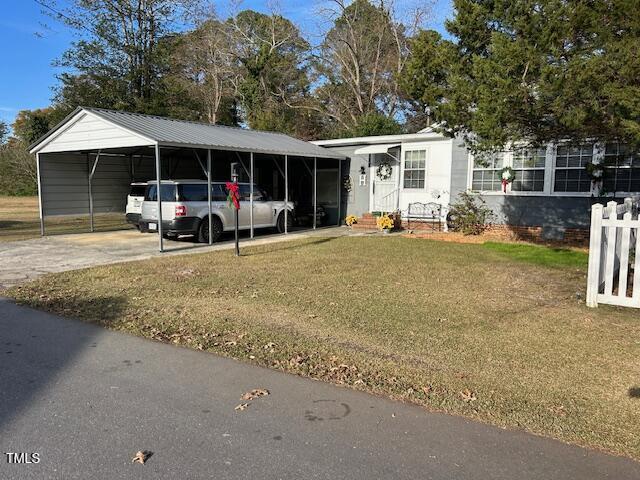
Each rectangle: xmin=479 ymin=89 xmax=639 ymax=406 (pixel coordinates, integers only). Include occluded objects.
xmin=405 ymin=202 xmax=443 ymax=231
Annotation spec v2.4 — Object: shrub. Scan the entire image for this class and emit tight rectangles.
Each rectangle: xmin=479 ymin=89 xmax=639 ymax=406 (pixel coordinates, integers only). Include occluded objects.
xmin=447 ymin=192 xmax=494 ymax=235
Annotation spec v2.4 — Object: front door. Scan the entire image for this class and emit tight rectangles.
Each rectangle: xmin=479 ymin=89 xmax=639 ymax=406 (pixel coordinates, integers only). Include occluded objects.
xmin=371 ymin=153 xmax=399 ymax=212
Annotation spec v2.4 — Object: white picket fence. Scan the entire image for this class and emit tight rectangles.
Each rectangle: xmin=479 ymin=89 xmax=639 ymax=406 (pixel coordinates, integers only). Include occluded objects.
xmin=586 ymin=197 xmax=640 ymax=308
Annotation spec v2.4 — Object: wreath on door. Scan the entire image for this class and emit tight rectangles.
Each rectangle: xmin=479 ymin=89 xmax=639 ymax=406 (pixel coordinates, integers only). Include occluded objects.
xmin=376 ymin=162 xmax=393 ymax=180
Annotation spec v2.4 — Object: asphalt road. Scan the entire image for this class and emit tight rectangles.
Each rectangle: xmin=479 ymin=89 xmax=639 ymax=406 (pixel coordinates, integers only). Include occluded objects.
xmin=1 ymin=298 xmax=638 ymax=479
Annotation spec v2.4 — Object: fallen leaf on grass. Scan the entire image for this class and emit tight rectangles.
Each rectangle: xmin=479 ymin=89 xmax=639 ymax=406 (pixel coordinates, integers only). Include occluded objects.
xmin=131 ymin=450 xmax=151 ymax=464
xmin=289 ymin=355 xmax=308 ymax=366
xmin=225 ymin=341 xmax=237 ymax=346
xmin=263 ymin=342 xmax=276 ymax=350
xmin=549 ymin=405 xmax=566 ymax=416
xmin=241 ymin=388 xmax=270 ymax=401
xmin=460 ymin=389 xmax=477 ymax=402
xmin=174 ymin=268 xmax=196 ymax=279
xmin=235 ymin=403 xmax=249 ymax=412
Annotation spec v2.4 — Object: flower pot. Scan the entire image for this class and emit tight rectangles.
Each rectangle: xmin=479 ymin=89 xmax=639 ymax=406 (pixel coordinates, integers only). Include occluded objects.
xmin=382 ymin=229 xmax=391 ymax=234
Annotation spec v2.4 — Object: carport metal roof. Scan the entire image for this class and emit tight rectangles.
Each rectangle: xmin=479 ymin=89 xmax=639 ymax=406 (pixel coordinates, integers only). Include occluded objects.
xmin=30 ymin=107 xmax=345 ymax=160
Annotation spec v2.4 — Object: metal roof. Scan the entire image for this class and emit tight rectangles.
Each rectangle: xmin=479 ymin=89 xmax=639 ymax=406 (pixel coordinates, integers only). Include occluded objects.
xmin=354 ymin=144 xmax=401 ymax=155
xmin=88 ymin=108 xmax=344 ymax=159
xmin=31 ymin=107 xmax=344 ymax=159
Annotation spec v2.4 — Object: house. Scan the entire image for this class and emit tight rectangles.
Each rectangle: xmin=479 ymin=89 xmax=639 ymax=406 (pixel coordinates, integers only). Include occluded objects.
xmin=314 ymin=130 xmax=640 ymax=242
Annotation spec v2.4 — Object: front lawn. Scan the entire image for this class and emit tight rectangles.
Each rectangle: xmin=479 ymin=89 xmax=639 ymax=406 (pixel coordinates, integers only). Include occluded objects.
xmin=8 ymin=236 xmax=640 ymax=459
xmin=0 ymin=195 xmax=130 ymax=242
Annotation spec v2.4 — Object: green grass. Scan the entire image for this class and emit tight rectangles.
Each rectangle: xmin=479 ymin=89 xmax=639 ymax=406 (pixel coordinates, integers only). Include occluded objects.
xmin=7 ymin=236 xmax=640 ymax=459
xmin=0 ymin=195 xmax=131 ymax=242
xmin=482 ymin=241 xmax=589 ymax=269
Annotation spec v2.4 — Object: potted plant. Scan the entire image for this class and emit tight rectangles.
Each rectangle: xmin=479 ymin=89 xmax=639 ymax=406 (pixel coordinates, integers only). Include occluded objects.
xmin=345 ymin=214 xmax=358 ymax=228
xmin=376 ymin=213 xmax=394 ymax=233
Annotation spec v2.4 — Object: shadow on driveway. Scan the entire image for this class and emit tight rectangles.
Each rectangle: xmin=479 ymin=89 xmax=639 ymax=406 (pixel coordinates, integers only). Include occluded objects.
xmin=0 ymin=296 xmax=127 ymax=430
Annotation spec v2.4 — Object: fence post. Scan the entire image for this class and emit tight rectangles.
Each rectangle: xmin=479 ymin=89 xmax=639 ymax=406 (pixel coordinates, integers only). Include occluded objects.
xmin=603 ymin=201 xmax=619 ymax=297
xmin=586 ymin=203 xmax=604 ymax=307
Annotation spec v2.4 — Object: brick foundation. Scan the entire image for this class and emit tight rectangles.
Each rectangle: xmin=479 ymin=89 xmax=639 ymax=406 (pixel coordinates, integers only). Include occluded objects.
xmin=484 ymin=224 xmax=590 ymax=246
xmin=349 ymin=213 xmax=589 ymax=246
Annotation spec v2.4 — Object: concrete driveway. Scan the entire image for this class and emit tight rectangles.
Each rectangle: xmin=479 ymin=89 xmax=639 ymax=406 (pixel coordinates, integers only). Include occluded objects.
xmin=0 ymin=227 xmax=347 ymax=288
xmin=1 ymin=298 xmax=639 ymax=479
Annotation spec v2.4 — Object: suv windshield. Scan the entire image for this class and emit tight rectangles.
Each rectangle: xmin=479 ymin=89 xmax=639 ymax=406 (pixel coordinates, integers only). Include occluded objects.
xmin=145 ymin=184 xmax=177 ymax=202
xmin=129 ymin=185 xmax=146 ymax=197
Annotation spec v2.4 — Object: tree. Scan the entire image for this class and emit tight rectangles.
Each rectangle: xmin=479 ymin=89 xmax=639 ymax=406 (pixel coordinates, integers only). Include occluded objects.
xmin=227 ymin=9 xmax=316 ymax=137
xmin=350 ymin=112 xmax=403 ymax=137
xmin=406 ymin=0 xmax=640 ymax=150
xmin=400 ymin=29 xmax=453 ymax=130
xmin=168 ymin=17 xmax=239 ymax=125
xmin=0 ymin=144 xmax=37 ymax=196
xmin=0 ymin=121 xmax=8 ymax=145
xmin=313 ymin=0 xmax=424 ymax=135
xmin=0 ymin=108 xmax=69 ymax=196
xmin=12 ymin=108 xmax=67 ymax=145
xmin=43 ymin=0 xmax=198 ymax=114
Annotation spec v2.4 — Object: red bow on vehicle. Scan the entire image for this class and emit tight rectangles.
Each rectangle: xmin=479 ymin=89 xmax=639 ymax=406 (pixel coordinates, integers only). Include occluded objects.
xmin=225 ymin=181 xmax=240 ymax=210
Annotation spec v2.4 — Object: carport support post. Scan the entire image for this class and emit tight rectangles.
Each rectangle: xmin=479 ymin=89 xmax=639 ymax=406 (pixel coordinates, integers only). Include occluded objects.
xmin=250 ymin=152 xmax=254 ymax=239
xmin=284 ymin=155 xmax=288 ymax=235
xmin=88 ymin=151 xmax=101 ymax=233
xmin=336 ymin=159 xmax=341 ymax=226
xmin=313 ymin=157 xmax=317 ymax=230
xmin=155 ymin=144 xmax=164 ymax=253
xmin=36 ymin=152 xmax=45 ymax=236
xmin=207 ymin=149 xmax=213 ymax=245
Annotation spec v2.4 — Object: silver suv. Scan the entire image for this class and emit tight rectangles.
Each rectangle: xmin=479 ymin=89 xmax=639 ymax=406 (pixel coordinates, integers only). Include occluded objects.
xmin=139 ymin=180 xmax=294 ymax=242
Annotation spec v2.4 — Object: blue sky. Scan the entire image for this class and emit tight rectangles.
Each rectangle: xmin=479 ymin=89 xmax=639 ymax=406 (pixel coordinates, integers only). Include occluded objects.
xmin=0 ymin=0 xmax=453 ymax=126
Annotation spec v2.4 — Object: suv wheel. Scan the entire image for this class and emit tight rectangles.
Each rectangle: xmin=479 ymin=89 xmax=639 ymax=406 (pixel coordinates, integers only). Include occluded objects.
xmin=276 ymin=211 xmax=293 ymax=233
xmin=198 ymin=216 xmax=223 ymax=243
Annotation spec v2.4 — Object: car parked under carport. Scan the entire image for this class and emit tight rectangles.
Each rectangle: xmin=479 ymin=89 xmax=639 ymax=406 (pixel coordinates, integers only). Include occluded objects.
xmin=29 ymin=107 xmax=347 ymax=252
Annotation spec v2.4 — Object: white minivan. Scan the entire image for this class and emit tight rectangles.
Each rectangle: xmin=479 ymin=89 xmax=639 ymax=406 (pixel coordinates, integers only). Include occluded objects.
xmin=139 ymin=180 xmax=294 ymax=242
xmin=125 ymin=182 xmax=147 ymax=229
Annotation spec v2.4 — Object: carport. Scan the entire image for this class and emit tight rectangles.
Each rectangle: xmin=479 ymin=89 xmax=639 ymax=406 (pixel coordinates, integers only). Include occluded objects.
xmin=29 ymin=107 xmax=346 ymax=252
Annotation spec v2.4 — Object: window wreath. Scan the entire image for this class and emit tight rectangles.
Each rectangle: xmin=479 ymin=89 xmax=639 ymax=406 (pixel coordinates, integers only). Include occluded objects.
xmin=585 ymin=162 xmax=605 ymax=183
xmin=499 ymin=166 xmax=515 ymax=193
xmin=376 ymin=161 xmax=393 ymax=180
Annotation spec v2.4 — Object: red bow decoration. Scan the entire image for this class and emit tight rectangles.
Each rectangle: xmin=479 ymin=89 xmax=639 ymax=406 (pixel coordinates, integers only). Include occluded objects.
xmin=501 ymin=179 xmax=509 ymax=193
xmin=226 ymin=181 xmax=240 ymax=210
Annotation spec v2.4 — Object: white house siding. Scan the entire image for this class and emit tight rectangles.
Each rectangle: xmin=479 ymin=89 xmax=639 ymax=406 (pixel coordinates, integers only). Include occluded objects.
xmin=398 ymin=139 xmax=453 ymax=215
xmin=39 ymin=112 xmax=152 ymax=154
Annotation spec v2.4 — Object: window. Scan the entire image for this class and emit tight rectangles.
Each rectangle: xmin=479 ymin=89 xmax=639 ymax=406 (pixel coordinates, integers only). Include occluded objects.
xmin=145 ymin=184 xmax=176 ymax=202
xmin=178 ymin=184 xmax=208 ymax=202
xmin=212 ymin=184 xmax=227 ymax=201
xmin=511 ymin=148 xmax=546 ymax=192
xmin=471 ymin=152 xmax=504 ymax=191
xmin=602 ymin=143 xmax=640 ymax=193
xmin=252 ymin=186 xmax=270 ymax=201
xmin=403 ymin=150 xmax=426 ymax=189
xmin=129 ymin=184 xmax=147 ymax=197
xmin=553 ymin=144 xmax=593 ymax=192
